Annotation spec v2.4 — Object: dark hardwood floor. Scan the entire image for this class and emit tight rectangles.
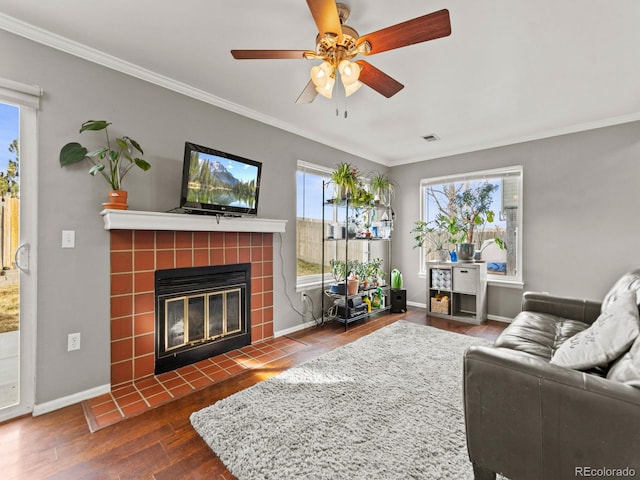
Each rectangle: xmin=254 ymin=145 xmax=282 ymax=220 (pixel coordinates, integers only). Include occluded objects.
xmin=0 ymin=308 xmax=506 ymax=480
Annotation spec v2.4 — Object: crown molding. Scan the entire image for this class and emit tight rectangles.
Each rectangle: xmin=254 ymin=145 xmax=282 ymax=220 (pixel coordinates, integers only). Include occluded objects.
xmin=5 ymin=13 xmax=637 ymax=169
xmin=387 ymin=111 xmax=640 ymax=168
xmin=0 ymin=13 xmax=384 ymax=165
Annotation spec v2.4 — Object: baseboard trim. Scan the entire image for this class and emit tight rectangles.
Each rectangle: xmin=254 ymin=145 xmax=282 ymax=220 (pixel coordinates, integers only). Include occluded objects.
xmin=275 ymin=319 xmax=318 ymax=338
xmin=33 ymin=383 xmax=111 ymax=416
xmin=407 ymin=301 xmax=427 ymax=309
xmin=406 ymin=301 xmax=512 ymax=323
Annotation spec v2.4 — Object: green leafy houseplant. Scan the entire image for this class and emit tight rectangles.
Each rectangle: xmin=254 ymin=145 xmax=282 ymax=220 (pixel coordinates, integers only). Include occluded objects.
xmin=412 ymin=214 xmax=462 ymax=259
xmin=330 ymin=259 xmax=346 ymax=283
xmin=331 ymin=162 xmax=360 ymax=199
xmin=453 ymin=183 xmax=499 ymax=246
xmin=369 ymin=172 xmax=396 ymax=206
xmin=365 ymin=258 xmax=385 ymax=285
xmin=330 ymin=162 xmax=375 ymax=209
xmin=59 ymin=120 xmax=151 ymax=191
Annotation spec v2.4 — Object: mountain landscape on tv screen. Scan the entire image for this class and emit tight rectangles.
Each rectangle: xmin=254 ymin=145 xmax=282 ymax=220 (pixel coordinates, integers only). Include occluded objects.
xmin=187 ymin=155 xmax=257 ymax=209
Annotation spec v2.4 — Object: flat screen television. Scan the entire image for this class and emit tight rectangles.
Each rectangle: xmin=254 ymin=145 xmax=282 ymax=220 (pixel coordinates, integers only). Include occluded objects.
xmin=180 ymin=142 xmax=262 ymax=216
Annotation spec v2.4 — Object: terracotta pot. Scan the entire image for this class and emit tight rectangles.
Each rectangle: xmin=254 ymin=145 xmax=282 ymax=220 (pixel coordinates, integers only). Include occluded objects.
xmin=102 ymin=190 xmax=128 ymax=210
xmin=347 ymin=278 xmax=359 ymax=296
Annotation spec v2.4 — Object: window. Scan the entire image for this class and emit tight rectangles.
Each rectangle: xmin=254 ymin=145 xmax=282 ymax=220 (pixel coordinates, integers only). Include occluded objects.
xmin=420 ymin=166 xmax=523 ymax=283
xmin=296 ymin=161 xmax=334 ymax=288
xmin=297 ymin=160 xmax=377 ymax=289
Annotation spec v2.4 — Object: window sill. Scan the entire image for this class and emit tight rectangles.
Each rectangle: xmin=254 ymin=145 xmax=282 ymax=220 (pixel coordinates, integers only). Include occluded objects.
xmin=296 ymin=278 xmax=330 ymax=293
xmin=487 ymin=278 xmax=524 ymax=289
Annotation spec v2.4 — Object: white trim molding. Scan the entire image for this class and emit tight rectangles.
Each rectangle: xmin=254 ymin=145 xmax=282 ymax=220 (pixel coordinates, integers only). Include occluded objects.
xmin=274 ymin=319 xmax=319 ymax=338
xmin=101 ymin=209 xmax=287 ymax=233
xmin=33 ymin=384 xmax=110 ymax=416
xmin=0 ymin=76 xmax=42 ymax=109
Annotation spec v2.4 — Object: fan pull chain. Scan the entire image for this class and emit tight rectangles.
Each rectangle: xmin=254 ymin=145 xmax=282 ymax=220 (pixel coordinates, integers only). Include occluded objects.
xmin=333 ymin=79 xmax=349 ymax=119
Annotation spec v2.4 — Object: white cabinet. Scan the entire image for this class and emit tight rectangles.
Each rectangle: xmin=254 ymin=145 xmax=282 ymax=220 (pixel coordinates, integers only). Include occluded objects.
xmin=427 ymin=262 xmax=487 ymax=324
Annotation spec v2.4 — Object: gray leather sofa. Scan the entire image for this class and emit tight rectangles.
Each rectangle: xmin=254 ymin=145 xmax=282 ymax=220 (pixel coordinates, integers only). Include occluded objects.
xmin=463 ymin=271 xmax=640 ymax=480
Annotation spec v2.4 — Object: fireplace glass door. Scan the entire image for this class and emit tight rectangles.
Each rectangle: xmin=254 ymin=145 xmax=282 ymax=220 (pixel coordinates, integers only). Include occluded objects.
xmin=165 ymin=288 xmax=242 ymax=352
xmin=155 ymin=263 xmax=251 ymax=374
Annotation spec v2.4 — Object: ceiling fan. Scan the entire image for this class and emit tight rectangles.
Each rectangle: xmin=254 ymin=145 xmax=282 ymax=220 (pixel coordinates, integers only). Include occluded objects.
xmin=231 ymin=0 xmax=451 ymax=104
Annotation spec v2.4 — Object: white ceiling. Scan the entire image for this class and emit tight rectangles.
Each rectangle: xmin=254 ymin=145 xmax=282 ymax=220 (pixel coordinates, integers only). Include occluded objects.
xmin=1 ymin=0 xmax=639 ymax=166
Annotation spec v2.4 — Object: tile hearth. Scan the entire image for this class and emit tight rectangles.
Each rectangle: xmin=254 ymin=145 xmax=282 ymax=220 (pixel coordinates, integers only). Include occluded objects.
xmin=83 ymin=335 xmax=307 ymax=431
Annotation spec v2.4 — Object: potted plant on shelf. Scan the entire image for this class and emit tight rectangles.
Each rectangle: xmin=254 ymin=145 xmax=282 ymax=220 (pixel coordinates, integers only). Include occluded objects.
xmin=330 ymin=259 xmax=346 ymax=283
xmin=328 ymin=259 xmax=348 ymax=295
xmin=350 ymin=186 xmax=374 ymax=208
xmin=369 ymin=172 xmax=396 ymax=206
xmin=331 ymin=162 xmax=360 ymax=201
xmin=346 ymin=271 xmax=360 ymax=296
xmin=365 ymin=258 xmax=385 ymax=287
xmin=453 ymin=183 xmax=500 ymax=260
xmin=59 ymin=120 xmax=151 ymax=210
xmin=411 ymin=214 xmax=457 ymax=262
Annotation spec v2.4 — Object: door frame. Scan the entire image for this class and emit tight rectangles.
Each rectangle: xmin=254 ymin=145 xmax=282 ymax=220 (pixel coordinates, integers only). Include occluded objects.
xmin=0 ymin=80 xmax=39 ymax=422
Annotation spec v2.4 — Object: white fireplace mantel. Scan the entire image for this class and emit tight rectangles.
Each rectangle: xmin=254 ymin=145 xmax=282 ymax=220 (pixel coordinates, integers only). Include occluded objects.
xmin=101 ymin=209 xmax=287 ymax=233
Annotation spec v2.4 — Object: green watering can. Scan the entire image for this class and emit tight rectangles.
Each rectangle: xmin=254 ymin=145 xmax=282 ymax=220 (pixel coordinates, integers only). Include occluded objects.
xmin=391 ymin=269 xmax=403 ymax=289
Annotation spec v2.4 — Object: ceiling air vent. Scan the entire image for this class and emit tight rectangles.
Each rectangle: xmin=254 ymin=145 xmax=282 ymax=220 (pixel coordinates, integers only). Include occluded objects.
xmin=422 ymin=134 xmax=440 ymax=142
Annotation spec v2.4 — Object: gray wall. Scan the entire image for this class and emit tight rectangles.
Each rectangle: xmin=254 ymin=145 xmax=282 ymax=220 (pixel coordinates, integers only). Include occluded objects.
xmin=390 ymin=121 xmax=640 ymax=318
xmin=5 ymin=26 xmax=640 ymax=406
xmin=2 ymin=29 xmax=382 ymax=405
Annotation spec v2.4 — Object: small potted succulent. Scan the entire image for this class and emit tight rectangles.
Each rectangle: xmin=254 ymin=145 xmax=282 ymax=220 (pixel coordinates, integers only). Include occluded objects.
xmin=59 ymin=120 xmax=151 ymax=210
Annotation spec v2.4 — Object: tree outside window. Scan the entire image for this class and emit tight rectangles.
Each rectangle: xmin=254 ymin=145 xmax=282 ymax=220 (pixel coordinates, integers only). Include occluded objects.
xmin=421 ymin=167 xmax=522 ymax=282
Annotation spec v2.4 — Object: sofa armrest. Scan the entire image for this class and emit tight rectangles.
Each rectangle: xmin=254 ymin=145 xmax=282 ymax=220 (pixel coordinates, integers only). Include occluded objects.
xmin=464 ymin=345 xmax=640 ymax=480
xmin=521 ymin=291 xmax=601 ymax=324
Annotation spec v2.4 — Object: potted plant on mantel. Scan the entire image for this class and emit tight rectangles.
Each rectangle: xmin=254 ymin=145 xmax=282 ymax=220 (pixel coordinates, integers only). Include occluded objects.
xmin=59 ymin=120 xmax=151 ymax=210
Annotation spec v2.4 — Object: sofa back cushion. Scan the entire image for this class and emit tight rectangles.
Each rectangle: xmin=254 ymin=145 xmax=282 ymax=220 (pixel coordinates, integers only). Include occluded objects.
xmin=551 ymin=290 xmax=640 ymax=370
xmin=601 ymin=269 xmax=640 ymax=313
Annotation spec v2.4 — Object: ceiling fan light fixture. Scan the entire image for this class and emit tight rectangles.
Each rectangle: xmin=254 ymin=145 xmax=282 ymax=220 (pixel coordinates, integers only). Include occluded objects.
xmin=310 ymin=61 xmax=333 ymax=88
xmin=316 ymin=75 xmax=335 ymax=99
xmin=343 ymin=79 xmax=362 ymax=97
xmin=338 ymin=60 xmax=360 ymax=85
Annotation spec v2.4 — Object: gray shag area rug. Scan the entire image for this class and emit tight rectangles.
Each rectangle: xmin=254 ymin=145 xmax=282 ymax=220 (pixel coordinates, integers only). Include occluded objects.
xmin=191 ymin=321 xmax=490 ymax=479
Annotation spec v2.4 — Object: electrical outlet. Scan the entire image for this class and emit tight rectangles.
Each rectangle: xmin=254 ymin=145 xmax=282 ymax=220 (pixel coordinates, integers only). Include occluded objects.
xmin=68 ymin=332 xmax=81 ymax=351
xmin=301 ymin=291 xmax=307 ymax=302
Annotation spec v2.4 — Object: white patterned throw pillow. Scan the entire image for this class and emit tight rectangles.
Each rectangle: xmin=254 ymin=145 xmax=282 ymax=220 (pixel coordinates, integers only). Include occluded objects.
xmin=551 ymin=290 xmax=640 ymax=370
xmin=607 ymin=333 xmax=640 ymax=387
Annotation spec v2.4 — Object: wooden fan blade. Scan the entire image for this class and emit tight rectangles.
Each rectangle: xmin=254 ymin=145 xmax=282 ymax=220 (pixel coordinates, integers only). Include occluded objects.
xmin=296 ymin=80 xmax=319 ymax=104
xmin=306 ymin=0 xmax=343 ymax=41
xmin=231 ymin=50 xmax=312 ymax=60
xmin=357 ymin=9 xmax=451 ymax=55
xmin=355 ymin=60 xmax=404 ymax=98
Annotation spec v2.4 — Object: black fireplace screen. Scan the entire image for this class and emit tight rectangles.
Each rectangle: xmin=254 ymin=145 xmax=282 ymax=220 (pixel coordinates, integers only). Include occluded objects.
xmin=155 ymin=263 xmax=251 ymax=374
